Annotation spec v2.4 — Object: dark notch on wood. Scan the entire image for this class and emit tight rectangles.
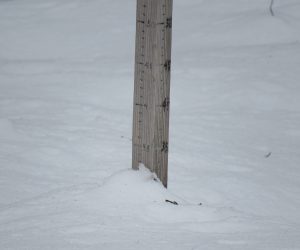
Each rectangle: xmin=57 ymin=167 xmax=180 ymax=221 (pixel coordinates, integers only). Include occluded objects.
xmin=166 ymin=17 xmax=172 ymax=28
xmin=135 ymin=103 xmax=147 ymax=108
xmin=164 ymin=60 xmax=171 ymax=71
xmin=143 ymin=144 xmax=150 ymax=152
xmin=161 ymin=141 xmax=168 ymax=153
xmin=138 ymin=62 xmax=152 ymax=69
xmin=161 ymin=97 xmax=170 ymax=111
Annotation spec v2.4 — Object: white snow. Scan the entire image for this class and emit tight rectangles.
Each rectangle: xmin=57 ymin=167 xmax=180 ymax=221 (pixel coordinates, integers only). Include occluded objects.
xmin=1 ymin=0 xmax=300 ymax=249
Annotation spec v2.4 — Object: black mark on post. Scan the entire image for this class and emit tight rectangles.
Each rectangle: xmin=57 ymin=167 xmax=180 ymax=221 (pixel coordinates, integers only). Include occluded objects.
xmin=135 ymin=103 xmax=148 ymax=108
xmin=143 ymin=144 xmax=150 ymax=152
xmin=166 ymin=18 xmax=172 ymax=28
xmin=161 ymin=97 xmax=170 ymax=111
xmin=164 ymin=60 xmax=171 ymax=71
xmin=161 ymin=141 xmax=168 ymax=153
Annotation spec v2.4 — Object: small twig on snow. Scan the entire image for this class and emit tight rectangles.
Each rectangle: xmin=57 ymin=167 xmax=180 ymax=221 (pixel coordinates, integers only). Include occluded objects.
xmin=269 ymin=0 xmax=275 ymax=16
xmin=265 ymin=152 xmax=272 ymax=158
xmin=165 ymin=199 xmax=178 ymax=205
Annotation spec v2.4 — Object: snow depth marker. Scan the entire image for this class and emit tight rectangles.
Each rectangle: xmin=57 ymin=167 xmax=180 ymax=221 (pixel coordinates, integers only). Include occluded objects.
xmin=132 ymin=0 xmax=173 ymax=188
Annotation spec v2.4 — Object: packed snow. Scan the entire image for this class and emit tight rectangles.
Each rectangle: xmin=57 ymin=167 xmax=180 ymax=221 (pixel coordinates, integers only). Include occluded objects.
xmin=1 ymin=0 xmax=300 ymax=249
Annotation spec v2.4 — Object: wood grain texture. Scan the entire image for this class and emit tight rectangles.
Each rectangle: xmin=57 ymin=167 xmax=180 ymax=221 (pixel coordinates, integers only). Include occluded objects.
xmin=132 ymin=0 xmax=173 ymax=188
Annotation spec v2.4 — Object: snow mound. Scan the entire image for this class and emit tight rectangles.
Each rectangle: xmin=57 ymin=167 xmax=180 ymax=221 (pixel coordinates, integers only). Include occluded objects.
xmin=78 ymin=167 xmax=223 ymax=226
xmin=83 ymin=166 xmax=172 ymax=206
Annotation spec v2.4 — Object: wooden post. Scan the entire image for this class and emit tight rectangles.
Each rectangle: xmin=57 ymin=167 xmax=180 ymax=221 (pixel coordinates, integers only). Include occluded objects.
xmin=132 ymin=0 xmax=173 ymax=188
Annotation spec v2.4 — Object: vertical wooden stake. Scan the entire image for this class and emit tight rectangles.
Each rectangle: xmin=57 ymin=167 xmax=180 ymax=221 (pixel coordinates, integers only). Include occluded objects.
xmin=132 ymin=0 xmax=173 ymax=188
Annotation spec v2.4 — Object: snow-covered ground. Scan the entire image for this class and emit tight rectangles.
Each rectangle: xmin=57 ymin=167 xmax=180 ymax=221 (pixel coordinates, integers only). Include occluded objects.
xmin=1 ymin=0 xmax=300 ymax=249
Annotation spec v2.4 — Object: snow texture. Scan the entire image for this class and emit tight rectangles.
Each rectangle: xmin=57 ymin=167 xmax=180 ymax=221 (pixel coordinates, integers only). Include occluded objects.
xmin=1 ymin=0 xmax=300 ymax=249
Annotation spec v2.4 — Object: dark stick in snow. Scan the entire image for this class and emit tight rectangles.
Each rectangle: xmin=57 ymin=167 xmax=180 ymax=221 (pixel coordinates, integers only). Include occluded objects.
xmin=165 ymin=199 xmax=178 ymax=205
xmin=269 ymin=0 xmax=275 ymax=16
xmin=265 ymin=152 xmax=272 ymax=158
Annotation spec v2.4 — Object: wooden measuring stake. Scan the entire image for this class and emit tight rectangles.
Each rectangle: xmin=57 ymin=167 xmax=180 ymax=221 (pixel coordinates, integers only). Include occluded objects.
xmin=132 ymin=0 xmax=173 ymax=188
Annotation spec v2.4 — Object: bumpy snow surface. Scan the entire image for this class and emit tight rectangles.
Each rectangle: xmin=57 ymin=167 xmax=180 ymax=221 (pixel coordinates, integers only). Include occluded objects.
xmin=1 ymin=0 xmax=300 ymax=249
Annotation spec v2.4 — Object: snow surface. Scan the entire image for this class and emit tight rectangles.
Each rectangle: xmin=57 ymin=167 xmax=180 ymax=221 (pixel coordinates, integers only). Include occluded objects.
xmin=1 ymin=0 xmax=300 ymax=249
